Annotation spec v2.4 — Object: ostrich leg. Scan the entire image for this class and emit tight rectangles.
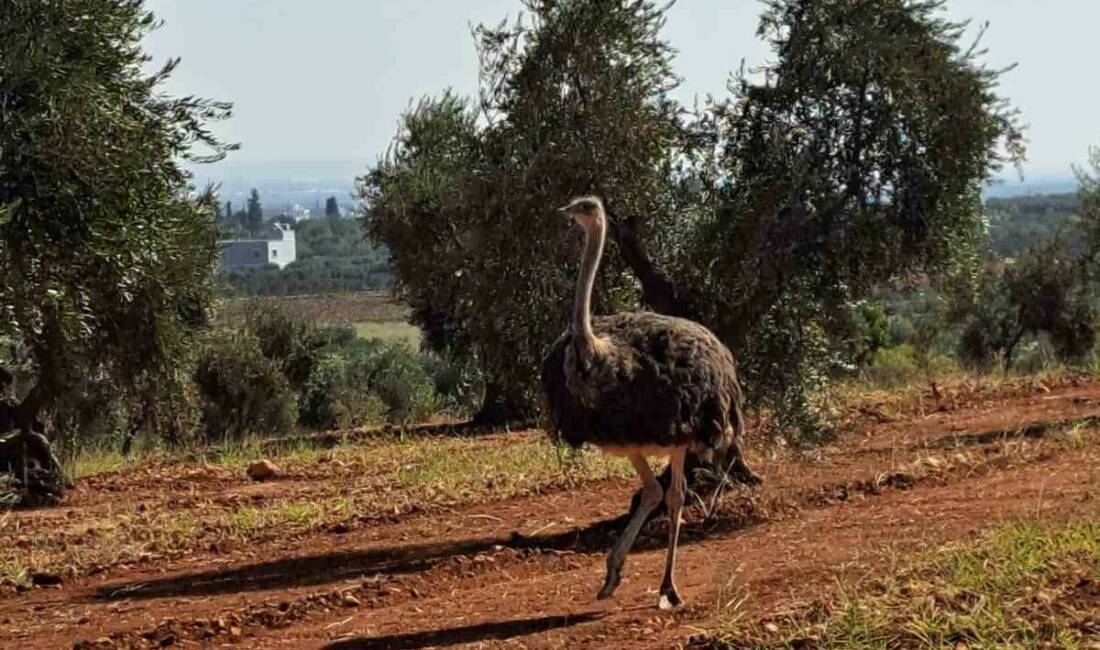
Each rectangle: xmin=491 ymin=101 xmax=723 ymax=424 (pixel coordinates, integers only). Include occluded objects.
xmin=597 ymin=451 xmax=662 ymax=600
xmin=658 ymin=447 xmax=687 ymax=608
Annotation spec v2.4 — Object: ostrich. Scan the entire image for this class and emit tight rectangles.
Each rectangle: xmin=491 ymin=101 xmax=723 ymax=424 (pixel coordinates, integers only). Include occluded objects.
xmin=541 ymin=195 xmax=759 ymax=609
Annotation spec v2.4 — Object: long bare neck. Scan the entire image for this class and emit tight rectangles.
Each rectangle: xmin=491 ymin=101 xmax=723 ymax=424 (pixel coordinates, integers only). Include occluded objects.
xmin=573 ymin=213 xmax=606 ymax=352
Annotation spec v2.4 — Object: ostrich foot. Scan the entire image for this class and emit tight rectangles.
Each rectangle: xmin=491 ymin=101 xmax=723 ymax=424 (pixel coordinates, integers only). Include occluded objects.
xmin=730 ymin=457 xmax=763 ymax=486
xmin=596 ymin=571 xmax=621 ymax=600
xmin=658 ymin=587 xmax=683 ymax=610
xmin=738 ymin=470 xmax=763 ymax=486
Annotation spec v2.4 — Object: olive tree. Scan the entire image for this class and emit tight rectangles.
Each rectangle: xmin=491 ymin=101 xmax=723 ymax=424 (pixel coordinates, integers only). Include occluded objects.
xmin=0 ymin=0 xmax=234 ymax=500
xmin=363 ymin=0 xmax=691 ymax=421
xmin=364 ymin=0 xmax=1022 ymax=434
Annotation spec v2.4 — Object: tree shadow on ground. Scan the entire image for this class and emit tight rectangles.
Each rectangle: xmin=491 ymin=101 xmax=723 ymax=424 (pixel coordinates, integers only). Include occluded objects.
xmin=922 ymin=414 xmax=1099 ymax=450
xmin=92 ymin=498 xmax=764 ymax=602
xmin=322 ymin=612 xmax=604 ymax=650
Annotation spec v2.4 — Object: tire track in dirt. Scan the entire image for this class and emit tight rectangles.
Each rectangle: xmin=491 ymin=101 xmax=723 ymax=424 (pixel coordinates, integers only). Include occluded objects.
xmin=3 ymin=381 xmax=1099 ymax=649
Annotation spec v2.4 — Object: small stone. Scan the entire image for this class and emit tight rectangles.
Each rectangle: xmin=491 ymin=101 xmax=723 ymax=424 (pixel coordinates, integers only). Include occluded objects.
xmin=763 ymin=622 xmax=780 ymax=634
xmin=342 ymin=594 xmax=361 ymax=607
xmin=246 ymin=459 xmax=280 ymax=482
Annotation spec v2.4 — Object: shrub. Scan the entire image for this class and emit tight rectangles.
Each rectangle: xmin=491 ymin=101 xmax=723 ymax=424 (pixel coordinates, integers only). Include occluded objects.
xmin=298 ymin=353 xmax=385 ymax=430
xmin=299 ymin=341 xmax=443 ymax=429
xmin=243 ymin=302 xmax=334 ymax=390
xmin=343 ymin=340 xmax=437 ymax=424
xmin=193 ymin=331 xmax=296 ymax=440
xmin=863 ymin=344 xmax=960 ymax=388
xmin=420 ymin=353 xmax=484 ymax=418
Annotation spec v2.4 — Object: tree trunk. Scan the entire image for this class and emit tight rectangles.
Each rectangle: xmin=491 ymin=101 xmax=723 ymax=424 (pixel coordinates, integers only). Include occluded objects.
xmin=606 ymin=210 xmax=698 ymax=321
xmin=471 ymin=380 xmax=528 ymax=426
xmin=0 ymin=395 xmax=65 ymax=506
xmin=121 ymin=396 xmax=154 ymax=456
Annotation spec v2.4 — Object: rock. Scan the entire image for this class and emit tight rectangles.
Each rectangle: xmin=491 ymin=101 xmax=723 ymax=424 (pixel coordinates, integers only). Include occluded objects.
xmin=246 ymin=459 xmax=280 ymax=482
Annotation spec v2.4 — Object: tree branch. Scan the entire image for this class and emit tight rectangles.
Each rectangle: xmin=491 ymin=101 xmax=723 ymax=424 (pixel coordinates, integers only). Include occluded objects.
xmin=605 ymin=208 xmax=698 ymax=320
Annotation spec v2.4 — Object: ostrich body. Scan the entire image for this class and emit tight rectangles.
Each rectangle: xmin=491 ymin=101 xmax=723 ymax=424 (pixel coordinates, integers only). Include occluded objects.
xmin=541 ymin=196 xmax=757 ymax=609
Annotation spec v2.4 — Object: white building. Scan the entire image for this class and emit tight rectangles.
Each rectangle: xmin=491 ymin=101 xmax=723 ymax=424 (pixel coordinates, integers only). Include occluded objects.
xmin=286 ymin=204 xmax=312 ymax=222
xmin=218 ymin=223 xmax=297 ymax=270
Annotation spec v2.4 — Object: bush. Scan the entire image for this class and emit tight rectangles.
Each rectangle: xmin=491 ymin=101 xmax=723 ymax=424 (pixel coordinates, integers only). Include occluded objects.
xmin=243 ymin=302 xmax=340 ymax=390
xmin=344 ymin=340 xmax=438 ymax=424
xmin=299 ymin=340 xmax=445 ymax=430
xmin=862 ymin=344 xmax=961 ymax=388
xmin=421 ymin=353 xmax=484 ymax=418
xmin=193 ymin=331 xmax=296 ymax=440
xmin=298 ymin=353 xmax=385 ymax=430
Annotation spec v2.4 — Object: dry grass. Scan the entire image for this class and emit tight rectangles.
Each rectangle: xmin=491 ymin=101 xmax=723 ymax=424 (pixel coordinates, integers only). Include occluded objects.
xmin=353 ymin=321 xmax=421 ymax=348
xmin=711 ymin=518 xmax=1100 ymax=649
xmin=213 ymin=292 xmax=409 ymax=326
xmin=827 ymin=368 xmax=1093 ymax=426
xmin=0 ymin=432 xmax=631 ymax=589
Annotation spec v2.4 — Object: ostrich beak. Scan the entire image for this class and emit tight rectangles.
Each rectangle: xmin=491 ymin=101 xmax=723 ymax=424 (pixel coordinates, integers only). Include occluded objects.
xmin=556 ymin=204 xmax=573 ymax=219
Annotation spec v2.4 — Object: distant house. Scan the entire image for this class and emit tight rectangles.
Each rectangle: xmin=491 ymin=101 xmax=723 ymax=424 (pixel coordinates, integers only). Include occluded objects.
xmin=286 ymin=204 xmax=312 ymax=222
xmin=218 ymin=223 xmax=296 ymax=270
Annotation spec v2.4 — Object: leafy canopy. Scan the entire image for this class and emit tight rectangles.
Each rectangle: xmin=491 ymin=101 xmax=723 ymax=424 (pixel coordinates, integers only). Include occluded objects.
xmin=0 ymin=0 xmax=234 ymax=429
xmin=362 ymin=0 xmax=1023 ymax=427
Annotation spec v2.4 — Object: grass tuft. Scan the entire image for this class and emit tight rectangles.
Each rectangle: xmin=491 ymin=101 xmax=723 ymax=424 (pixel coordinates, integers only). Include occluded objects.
xmin=712 ymin=518 xmax=1100 ymax=649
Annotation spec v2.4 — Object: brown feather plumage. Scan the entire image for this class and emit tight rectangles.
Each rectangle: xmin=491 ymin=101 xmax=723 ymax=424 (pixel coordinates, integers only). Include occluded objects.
xmin=541 ymin=311 xmax=745 ymax=456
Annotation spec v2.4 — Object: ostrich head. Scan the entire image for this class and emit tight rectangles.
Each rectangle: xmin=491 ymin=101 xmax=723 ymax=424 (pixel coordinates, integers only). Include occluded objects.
xmin=558 ymin=196 xmax=606 ymax=232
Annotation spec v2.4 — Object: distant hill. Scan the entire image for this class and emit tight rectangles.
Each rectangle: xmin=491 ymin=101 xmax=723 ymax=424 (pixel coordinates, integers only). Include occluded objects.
xmin=983 ymin=175 xmax=1076 ymax=199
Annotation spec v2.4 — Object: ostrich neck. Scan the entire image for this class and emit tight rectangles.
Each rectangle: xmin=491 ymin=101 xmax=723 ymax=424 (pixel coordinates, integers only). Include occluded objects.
xmin=573 ymin=216 xmax=606 ymax=353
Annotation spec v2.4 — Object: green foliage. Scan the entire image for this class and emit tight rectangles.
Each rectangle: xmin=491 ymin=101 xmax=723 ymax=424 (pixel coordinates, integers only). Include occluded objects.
xmin=294 ymin=218 xmax=381 ymax=260
xmin=344 ymin=340 xmax=438 ymax=424
xmin=986 ymin=193 xmax=1080 ymax=258
xmin=958 ymin=245 xmax=1095 ymax=370
xmin=298 ymin=352 xmax=385 ymax=430
xmin=193 ymin=331 xmax=296 ymax=440
xmin=0 ymin=0 xmax=233 ymax=449
xmin=364 ymin=0 xmax=1022 ymax=431
xmin=243 ymin=302 xmax=352 ymax=390
xmin=851 ymin=301 xmax=890 ymax=370
xmin=298 ymin=340 xmax=445 ymax=428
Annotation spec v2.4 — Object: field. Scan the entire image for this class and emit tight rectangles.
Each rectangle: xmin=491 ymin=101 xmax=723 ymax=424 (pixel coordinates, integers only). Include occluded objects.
xmin=215 ymin=292 xmax=420 ymax=347
xmin=1 ymin=376 xmax=1098 ymax=649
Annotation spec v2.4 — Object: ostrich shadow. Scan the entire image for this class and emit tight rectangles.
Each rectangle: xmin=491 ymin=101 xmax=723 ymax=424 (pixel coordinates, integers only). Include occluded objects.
xmin=321 ymin=611 xmax=605 ymax=650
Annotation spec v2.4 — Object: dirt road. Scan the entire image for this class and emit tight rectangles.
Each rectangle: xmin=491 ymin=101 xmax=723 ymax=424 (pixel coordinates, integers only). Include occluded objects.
xmin=3 ymin=379 xmax=1099 ymax=649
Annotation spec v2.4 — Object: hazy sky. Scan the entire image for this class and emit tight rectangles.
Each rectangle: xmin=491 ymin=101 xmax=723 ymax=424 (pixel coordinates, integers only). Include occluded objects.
xmin=143 ymin=0 xmax=1100 ymax=183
